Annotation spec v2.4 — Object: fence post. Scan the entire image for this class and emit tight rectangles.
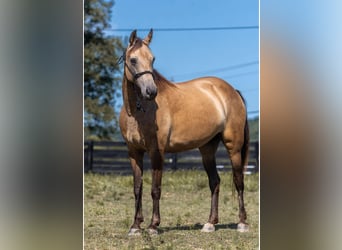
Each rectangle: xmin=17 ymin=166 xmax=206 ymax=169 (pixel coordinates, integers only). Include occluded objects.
xmin=84 ymin=141 xmax=88 ymax=172
xmin=85 ymin=141 xmax=94 ymax=172
xmin=171 ymin=153 xmax=178 ymax=170
xmin=255 ymin=141 xmax=259 ymax=172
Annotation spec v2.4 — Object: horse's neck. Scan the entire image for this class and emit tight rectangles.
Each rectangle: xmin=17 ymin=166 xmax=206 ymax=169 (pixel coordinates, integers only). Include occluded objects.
xmin=122 ymin=77 xmax=138 ymax=116
xmin=122 ymin=72 xmax=173 ymax=116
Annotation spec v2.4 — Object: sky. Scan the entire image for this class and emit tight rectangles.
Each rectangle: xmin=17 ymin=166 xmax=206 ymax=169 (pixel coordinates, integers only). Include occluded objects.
xmin=109 ymin=0 xmax=259 ymax=118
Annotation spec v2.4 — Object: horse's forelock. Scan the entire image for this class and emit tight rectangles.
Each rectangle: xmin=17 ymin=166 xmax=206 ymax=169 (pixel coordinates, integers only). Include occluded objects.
xmin=128 ymin=38 xmax=143 ymax=52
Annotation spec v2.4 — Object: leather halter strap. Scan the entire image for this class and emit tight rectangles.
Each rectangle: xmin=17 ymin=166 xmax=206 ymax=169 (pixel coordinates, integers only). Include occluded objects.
xmin=133 ymin=70 xmax=155 ymax=80
xmin=124 ymin=60 xmax=154 ymax=81
xmin=118 ymin=52 xmax=155 ymax=81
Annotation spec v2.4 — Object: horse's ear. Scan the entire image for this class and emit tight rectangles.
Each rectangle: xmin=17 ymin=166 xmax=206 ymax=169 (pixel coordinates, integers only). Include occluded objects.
xmin=129 ymin=29 xmax=137 ymax=46
xmin=143 ymin=29 xmax=153 ymax=45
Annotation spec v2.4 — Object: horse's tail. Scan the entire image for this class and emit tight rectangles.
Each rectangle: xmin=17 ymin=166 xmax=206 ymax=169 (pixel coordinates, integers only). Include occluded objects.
xmin=236 ymin=90 xmax=249 ymax=168
xmin=230 ymin=90 xmax=250 ymax=198
xmin=241 ymin=117 xmax=250 ymax=168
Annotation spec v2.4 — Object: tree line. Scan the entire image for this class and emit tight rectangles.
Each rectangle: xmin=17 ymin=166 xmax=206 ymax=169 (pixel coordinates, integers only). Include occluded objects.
xmin=84 ymin=0 xmax=124 ymax=140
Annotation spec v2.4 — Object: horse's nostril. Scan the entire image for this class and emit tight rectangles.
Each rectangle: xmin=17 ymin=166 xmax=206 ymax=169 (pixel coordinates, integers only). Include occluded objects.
xmin=146 ymin=87 xmax=157 ymax=98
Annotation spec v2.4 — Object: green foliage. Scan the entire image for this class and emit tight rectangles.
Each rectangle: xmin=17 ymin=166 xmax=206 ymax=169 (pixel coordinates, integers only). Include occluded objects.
xmin=84 ymin=0 xmax=124 ymax=140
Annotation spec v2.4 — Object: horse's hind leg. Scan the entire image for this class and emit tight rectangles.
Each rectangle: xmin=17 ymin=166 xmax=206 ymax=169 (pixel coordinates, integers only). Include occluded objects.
xmin=199 ymin=135 xmax=221 ymax=232
xmin=222 ymin=132 xmax=249 ymax=232
xmin=229 ymin=150 xmax=249 ymax=232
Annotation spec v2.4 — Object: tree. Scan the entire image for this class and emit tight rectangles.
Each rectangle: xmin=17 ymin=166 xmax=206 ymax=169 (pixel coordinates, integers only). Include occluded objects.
xmin=84 ymin=0 xmax=124 ymax=140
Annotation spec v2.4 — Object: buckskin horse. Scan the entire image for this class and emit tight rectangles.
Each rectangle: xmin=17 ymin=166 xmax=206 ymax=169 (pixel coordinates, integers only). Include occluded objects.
xmin=119 ymin=29 xmax=249 ymax=235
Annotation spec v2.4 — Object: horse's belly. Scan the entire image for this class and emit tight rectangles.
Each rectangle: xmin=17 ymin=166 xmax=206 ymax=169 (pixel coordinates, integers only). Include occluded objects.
xmin=166 ymin=138 xmax=212 ymax=152
xmin=165 ymin=108 xmax=225 ymax=152
xmin=165 ymin=120 xmax=223 ymax=152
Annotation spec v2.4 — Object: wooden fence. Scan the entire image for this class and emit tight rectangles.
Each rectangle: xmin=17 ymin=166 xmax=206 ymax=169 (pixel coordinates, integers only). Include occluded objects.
xmin=84 ymin=141 xmax=259 ymax=175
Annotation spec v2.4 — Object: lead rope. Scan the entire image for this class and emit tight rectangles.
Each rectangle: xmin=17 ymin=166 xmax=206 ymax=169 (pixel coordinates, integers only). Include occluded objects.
xmin=134 ymin=84 xmax=145 ymax=112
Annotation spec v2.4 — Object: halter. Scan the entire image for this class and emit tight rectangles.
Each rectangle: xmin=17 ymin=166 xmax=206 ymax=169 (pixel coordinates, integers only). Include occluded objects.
xmin=117 ymin=53 xmax=155 ymax=81
xmin=117 ymin=52 xmax=155 ymax=112
xmin=125 ymin=63 xmax=154 ymax=81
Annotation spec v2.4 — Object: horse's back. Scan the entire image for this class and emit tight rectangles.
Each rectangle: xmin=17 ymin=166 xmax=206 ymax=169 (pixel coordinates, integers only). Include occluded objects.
xmin=175 ymin=76 xmax=245 ymax=118
xmin=160 ymin=76 xmax=246 ymax=152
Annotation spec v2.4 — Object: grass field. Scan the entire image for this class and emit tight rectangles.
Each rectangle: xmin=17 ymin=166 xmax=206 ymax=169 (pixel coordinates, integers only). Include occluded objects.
xmin=84 ymin=170 xmax=259 ymax=249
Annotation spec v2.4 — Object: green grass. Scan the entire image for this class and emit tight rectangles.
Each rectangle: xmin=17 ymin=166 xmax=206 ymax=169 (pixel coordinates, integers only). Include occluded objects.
xmin=84 ymin=170 xmax=259 ymax=249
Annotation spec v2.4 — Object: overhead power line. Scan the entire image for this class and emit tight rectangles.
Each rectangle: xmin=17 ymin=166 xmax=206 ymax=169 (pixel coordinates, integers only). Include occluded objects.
xmin=173 ymin=60 xmax=259 ymax=79
xmin=106 ymin=26 xmax=259 ymax=32
xmin=221 ymin=70 xmax=259 ymax=80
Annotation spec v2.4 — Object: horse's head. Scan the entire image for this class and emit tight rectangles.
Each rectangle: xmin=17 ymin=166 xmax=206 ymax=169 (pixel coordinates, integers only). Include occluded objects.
xmin=124 ymin=29 xmax=157 ymax=100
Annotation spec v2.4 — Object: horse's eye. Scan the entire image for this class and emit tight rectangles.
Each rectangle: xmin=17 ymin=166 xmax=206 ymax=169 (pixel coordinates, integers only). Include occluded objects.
xmin=152 ymin=57 xmax=155 ymax=64
xmin=130 ymin=58 xmax=137 ymax=65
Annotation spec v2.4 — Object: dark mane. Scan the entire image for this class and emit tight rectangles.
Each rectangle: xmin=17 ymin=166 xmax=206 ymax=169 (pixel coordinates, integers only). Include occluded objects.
xmin=153 ymin=70 xmax=177 ymax=91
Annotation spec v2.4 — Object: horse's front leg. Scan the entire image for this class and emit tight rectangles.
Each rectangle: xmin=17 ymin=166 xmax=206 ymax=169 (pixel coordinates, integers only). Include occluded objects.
xmin=147 ymin=150 xmax=164 ymax=234
xmin=128 ymin=149 xmax=144 ymax=236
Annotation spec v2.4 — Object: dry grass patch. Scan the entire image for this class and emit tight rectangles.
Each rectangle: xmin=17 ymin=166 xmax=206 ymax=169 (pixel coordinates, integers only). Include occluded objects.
xmin=84 ymin=170 xmax=259 ymax=249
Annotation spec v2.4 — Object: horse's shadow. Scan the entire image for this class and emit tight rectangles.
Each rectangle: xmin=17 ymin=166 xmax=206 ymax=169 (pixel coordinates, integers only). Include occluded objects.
xmin=158 ymin=223 xmax=238 ymax=234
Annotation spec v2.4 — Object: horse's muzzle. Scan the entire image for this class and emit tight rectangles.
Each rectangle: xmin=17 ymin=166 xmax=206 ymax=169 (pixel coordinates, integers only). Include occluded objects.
xmin=145 ymin=86 xmax=157 ymax=100
xmin=136 ymin=75 xmax=157 ymax=100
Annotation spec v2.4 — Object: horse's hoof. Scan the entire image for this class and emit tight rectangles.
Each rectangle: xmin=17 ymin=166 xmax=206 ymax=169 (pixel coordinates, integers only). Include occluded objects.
xmin=128 ymin=228 xmax=141 ymax=236
xmin=147 ymin=228 xmax=159 ymax=235
xmin=237 ymin=223 xmax=249 ymax=232
xmin=201 ymin=223 xmax=215 ymax=232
